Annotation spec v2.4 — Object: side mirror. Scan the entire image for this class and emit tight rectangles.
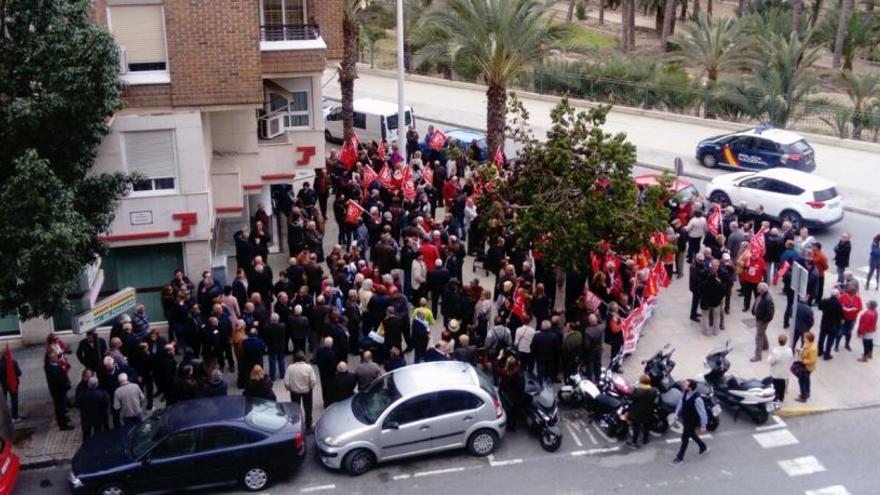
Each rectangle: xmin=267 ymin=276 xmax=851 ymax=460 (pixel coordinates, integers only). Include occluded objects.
xmin=384 ymin=421 xmax=400 ymax=430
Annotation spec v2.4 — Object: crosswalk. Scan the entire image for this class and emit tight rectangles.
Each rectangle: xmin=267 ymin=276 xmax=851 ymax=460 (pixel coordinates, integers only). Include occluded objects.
xmin=850 ymin=265 xmax=878 ymax=290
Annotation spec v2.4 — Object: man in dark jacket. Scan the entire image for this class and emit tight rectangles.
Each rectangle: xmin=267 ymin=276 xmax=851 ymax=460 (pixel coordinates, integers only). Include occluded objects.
xmin=751 ymin=283 xmax=774 ymax=361
xmin=627 ymin=375 xmax=659 ymax=448
xmin=531 ymin=321 xmax=561 ymax=383
xmin=699 ymin=259 xmax=726 ymax=335
xmin=818 ymin=289 xmax=844 ymax=359
xmin=76 ymin=376 xmax=109 ymax=441
xmin=689 ymin=254 xmax=707 ymax=322
xmin=327 ymin=310 xmax=350 ymax=363
xmin=75 ymin=330 xmax=107 ymax=373
xmin=833 ymin=233 xmax=851 ymax=285
xmin=328 ymin=361 xmax=357 ymax=405
xmin=201 ymin=369 xmax=229 ymax=397
xmin=672 ymin=379 xmax=709 ymax=464
xmin=262 ymin=313 xmax=288 ymax=381
xmin=316 ymin=337 xmax=339 ymax=406
xmin=792 ymin=298 xmax=814 ymax=350
xmin=288 ymin=304 xmax=312 ymax=356
xmin=45 ymin=353 xmax=74 ymax=430
xmin=583 ymin=314 xmax=604 ymax=384
xmin=381 ymin=307 xmax=407 ymax=357
xmin=241 ymin=329 xmax=267 ymax=386
xmin=427 ymin=259 xmax=451 ymax=316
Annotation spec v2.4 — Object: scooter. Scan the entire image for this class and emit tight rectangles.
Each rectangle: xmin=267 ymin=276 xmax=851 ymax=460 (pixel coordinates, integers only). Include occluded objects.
xmin=522 ymin=372 xmax=563 ymax=452
xmin=701 ymin=341 xmax=778 ymax=424
xmin=642 ymin=345 xmax=721 ymax=431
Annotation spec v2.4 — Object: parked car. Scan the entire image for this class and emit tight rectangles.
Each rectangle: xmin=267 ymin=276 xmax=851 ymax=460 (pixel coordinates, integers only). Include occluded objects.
xmin=315 ymin=361 xmax=506 ymax=476
xmin=634 ymin=173 xmax=700 ymax=225
xmin=696 ymin=126 xmax=816 ymax=172
xmin=68 ymin=397 xmax=305 ymax=494
xmin=705 ymin=168 xmax=843 ymax=228
xmin=324 ymin=99 xmax=415 ymax=145
xmin=0 ymin=438 xmax=20 ymax=494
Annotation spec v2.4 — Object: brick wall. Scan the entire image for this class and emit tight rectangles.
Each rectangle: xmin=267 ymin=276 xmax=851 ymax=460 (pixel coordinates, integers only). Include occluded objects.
xmin=122 ymin=84 xmax=173 ymax=108
xmin=261 ymin=49 xmax=327 ymax=75
xmin=309 ymin=0 xmax=343 ymax=61
xmin=165 ymin=0 xmax=263 ymax=107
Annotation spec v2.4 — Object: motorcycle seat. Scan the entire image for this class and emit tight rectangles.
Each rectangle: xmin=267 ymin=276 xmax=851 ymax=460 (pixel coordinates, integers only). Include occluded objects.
xmin=727 ymin=376 xmax=765 ymax=390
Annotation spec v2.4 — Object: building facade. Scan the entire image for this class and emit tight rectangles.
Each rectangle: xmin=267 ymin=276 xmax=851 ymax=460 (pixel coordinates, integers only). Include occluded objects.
xmin=7 ymin=0 xmax=342 ymax=343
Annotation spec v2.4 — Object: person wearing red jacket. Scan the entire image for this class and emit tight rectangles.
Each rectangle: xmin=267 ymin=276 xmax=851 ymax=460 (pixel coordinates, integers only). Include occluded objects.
xmin=419 ymin=239 xmax=440 ymax=273
xmin=857 ymin=300 xmax=877 ymax=361
xmin=837 ymin=284 xmax=863 ymax=352
xmin=740 ymin=253 xmax=766 ymax=312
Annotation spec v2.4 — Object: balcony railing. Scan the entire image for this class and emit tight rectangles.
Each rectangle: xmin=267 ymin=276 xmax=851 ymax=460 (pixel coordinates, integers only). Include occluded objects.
xmin=260 ymin=24 xmax=321 ymax=42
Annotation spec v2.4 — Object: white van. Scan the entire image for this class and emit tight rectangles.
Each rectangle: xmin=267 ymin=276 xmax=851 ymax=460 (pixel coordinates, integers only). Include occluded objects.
xmin=323 ymin=99 xmax=415 ymax=145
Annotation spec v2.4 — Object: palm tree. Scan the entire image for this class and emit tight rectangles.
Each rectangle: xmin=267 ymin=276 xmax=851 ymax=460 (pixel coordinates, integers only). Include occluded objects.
xmin=660 ymin=0 xmax=678 ymax=50
xmin=416 ymin=0 xmax=576 ymax=155
xmin=817 ymin=9 xmax=880 ymax=71
xmin=832 ymin=0 xmax=855 ymax=68
xmin=339 ymin=0 xmax=367 ymax=142
xmin=669 ymin=14 xmax=749 ymax=85
xmin=839 ymin=70 xmax=880 ymax=138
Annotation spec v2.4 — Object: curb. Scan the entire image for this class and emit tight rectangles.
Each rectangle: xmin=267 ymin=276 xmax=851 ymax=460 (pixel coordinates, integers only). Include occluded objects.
xmin=776 ymin=406 xmax=836 ymax=417
xmin=21 ymin=458 xmax=70 ymax=471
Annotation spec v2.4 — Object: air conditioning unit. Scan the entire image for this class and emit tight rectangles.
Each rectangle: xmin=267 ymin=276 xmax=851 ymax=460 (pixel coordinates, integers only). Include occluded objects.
xmin=118 ymin=46 xmax=128 ymax=75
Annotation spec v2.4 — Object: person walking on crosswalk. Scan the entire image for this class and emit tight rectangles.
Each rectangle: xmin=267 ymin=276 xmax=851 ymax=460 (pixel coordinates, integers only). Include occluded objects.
xmin=672 ymin=379 xmax=709 ymax=464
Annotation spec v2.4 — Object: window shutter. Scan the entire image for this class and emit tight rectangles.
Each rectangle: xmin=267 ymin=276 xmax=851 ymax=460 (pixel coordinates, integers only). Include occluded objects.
xmin=124 ymin=130 xmax=176 ymax=178
xmin=109 ymin=5 xmax=167 ymax=65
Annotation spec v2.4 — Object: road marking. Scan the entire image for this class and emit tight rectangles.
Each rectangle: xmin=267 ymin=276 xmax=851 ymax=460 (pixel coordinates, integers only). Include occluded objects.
xmin=489 ymin=458 xmax=524 ymax=467
xmin=413 ymin=467 xmax=466 ymax=478
xmin=778 ymin=456 xmax=826 ymax=477
xmin=755 ymin=415 xmax=787 ymax=431
xmin=805 ymin=486 xmax=851 ymax=495
xmin=570 ymin=446 xmax=622 ymax=456
xmin=753 ymin=429 xmax=799 ymax=448
xmin=591 ymin=422 xmax=617 ymax=443
xmin=578 ymin=419 xmax=598 ymax=445
xmin=301 ymin=485 xmax=336 ymax=493
xmin=665 ymin=434 xmax=713 ymax=444
xmin=564 ymin=419 xmax=584 ymax=447
xmin=392 ymin=474 xmax=411 ymax=481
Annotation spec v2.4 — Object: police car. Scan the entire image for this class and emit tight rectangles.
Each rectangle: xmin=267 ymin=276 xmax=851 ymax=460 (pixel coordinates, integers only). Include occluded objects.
xmin=696 ymin=126 xmax=816 ymax=172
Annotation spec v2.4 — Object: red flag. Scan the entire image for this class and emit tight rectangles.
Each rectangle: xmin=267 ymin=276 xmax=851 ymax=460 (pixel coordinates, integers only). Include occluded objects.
xmin=652 ymin=260 xmax=670 ymax=288
xmin=584 ymin=288 xmax=602 ymax=311
xmin=646 ymin=271 xmax=659 ymax=298
xmin=772 ymin=260 xmax=791 ymax=286
xmin=707 ymin=204 xmax=722 ymax=237
xmin=378 ymin=163 xmax=396 ymax=191
xmin=340 ymin=133 xmax=360 ymax=170
xmin=377 ymin=141 xmax=386 ymax=160
xmin=750 ymin=226 xmax=767 ymax=258
xmin=494 ymin=147 xmax=504 ymax=172
xmin=590 ymin=252 xmax=601 ymax=274
xmin=4 ymin=345 xmax=17 ymax=394
xmin=362 ymin=164 xmax=378 ymax=189
xmin=512 ymin=292 xmax=527 ymax=320
xmin=344 ymin=200 xmax=366 ymax=224
xmin=429 ymin=129 xmax=448 ymax=151
xmin=401 ymin=167 xmax=416 ymax=201
xmin=421 ymin=165 xmax=433 ymax=186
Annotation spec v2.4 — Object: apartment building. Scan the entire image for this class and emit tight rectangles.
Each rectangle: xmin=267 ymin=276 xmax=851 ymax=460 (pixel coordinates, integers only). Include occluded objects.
xmin=6 ymin=0 xmax=343 ymax=343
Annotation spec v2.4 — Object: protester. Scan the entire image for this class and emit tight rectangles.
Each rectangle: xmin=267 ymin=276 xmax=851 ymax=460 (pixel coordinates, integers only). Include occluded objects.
xmin=626 ymin=375 xmax=659 ymax=449
xmin=284 ymin=352 xmax=317 ymax=432
xmin=672 ymin=379 xmax=709 ymax=464
xmin=355 ymin=350 xmax=382 ymax=392
xmin=767 ymin=334 xmax=794 ymax=402
xmin=243 ymin=365 xmax=276 ymax=401
xmin=795 ymin=332 xmax=818 ymax=402
xmin=76 ymin=376 xmax=108 ymax=441
xmin=857 ymin=300 xmax=877 ymax=362
xmin=113 ymin=373 xmax=145 ymax=427
xmin=751 ymin=282 xmax=774 ymax=362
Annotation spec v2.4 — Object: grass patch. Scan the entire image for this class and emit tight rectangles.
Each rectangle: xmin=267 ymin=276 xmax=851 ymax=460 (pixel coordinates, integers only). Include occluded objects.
xmin=570 ymin=25 xmax=617 ymax=50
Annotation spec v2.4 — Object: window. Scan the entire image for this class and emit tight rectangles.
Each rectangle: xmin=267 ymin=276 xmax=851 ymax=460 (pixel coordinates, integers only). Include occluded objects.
xmin=327 ymin=107 xmax=342 ymax=122
xmin=245 ymin=398 xmax=289 ymax=432
xmin=385 ymin=111 xmax=413 ymax=132
xmin=730 ymin=136 xmax=754 ymax=148
xmin=434 ymin=391 xmax=483 ymax=416
xmin=765 ymin=180 xmax=804 ymax=196
xmin=385 ymin=394 xmax=436 ymax=427
xmin=353 ymin=112 xmax=367 ymax=130
xmin=151 ymin=430 xmax=198 ymax=459
xmin=353 ymin=374 xmax=401 ymax=424
xmin=739 ymin=177 xmax=767 ymax=190
xmin=260 ymin=0 xmax=307 ymax=41
xmin=200 ymin=427 xmax=249 ymax=452
xmin=124 ymin=130 xmax=177 ymax=193
xmin=108 ymin=5 xmax=167 ymax=72
xmin=813 ymin=187 xmax=839 ymax=201
xmin=285 ymin=90 xmax=310 ymax=128
xmin=753 ymin=138 xmax=778 ymax=152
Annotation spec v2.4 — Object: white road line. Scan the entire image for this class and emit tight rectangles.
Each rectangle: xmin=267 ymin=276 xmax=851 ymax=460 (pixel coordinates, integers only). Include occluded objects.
xmin=591 ymin=422 xmax=617 ymax=443
xmin=755 ymin=415 xmax=787 ymax=432
xmin=570 ymin=446 xmax=622 ymax=456
xmin=489 ymin=458 xmax=524 ymax=467
xmin=665 ymin=434 xmax=713 ymax=444
xmin=392 ymin=474 xmax=412 ymax=481
xmin=753 ymin=429 xmax=799 ymax=448
xmin=301 ymin=485 xmax=336 ymax=493
xmin=778 ymin=456 xmax=826 ymax=477
xmin=413 ymin=467 xmax=466 ymax=478
xmin=579 ymin=419 xmax=598 ymax=445
xmin=806 ymin=486 xmax=851 ymax=495
xmin=564 ymin=420 xmax=584 ymax=448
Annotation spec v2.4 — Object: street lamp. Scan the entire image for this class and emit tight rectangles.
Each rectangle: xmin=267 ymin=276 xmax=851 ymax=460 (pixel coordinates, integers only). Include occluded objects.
xmin=396 ymin=0 xmax=405 ymax=146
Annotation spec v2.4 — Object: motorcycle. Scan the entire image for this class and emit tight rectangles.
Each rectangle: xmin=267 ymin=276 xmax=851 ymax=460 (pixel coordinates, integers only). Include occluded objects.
xmin=642 ymin=345 xmax=721 ymax=432
xmin=522 ymin=372 xmax=563 ymax=452
xmin=701 ymin=341 xmax=778 ymax=424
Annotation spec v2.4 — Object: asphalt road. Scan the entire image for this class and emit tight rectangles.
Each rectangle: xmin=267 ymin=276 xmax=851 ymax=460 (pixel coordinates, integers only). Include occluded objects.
xmin=18 ymin=405 xmax=872 ymax=495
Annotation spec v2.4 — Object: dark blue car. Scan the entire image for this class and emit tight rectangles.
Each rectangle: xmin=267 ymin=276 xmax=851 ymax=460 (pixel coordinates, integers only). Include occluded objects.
xmin=68 ymin=397 xmax=305 ymax=494
xmin=696 ymin=126 xmax=816 ymax=172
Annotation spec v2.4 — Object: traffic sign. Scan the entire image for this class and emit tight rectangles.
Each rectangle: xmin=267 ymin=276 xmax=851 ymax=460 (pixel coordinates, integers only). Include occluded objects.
xmin=72 ymin=287 xmax=136 ymax=334
xmin=790 ymin=263 xmax=808 ymax=301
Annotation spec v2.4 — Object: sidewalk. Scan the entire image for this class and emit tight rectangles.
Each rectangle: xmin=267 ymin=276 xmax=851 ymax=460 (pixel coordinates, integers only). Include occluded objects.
xmin=322 ymin=67 xmax=880 ymax=217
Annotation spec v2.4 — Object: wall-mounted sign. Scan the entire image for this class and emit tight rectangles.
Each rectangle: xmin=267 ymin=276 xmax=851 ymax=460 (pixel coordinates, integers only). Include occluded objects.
xmin=72 ymin=287 xmax=136 ymax=334
xmin=130 ymin=211 xmax=153 ymax=225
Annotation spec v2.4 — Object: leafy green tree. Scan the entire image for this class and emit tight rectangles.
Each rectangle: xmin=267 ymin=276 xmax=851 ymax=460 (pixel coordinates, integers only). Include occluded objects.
xmin=484 ymin=98 xmax=671 ymax=273
xmin=816 ymin=9 xmax=880 ymax=71
xmin=669 ymin=13 xmax=749 ymax=85
xmin=839 ymin=70 xmax=880 ymax=139
xmin=416 ymin=0 xmax=576 ymax=156
xmin=0 ymin=0 xmax=132 ymax=320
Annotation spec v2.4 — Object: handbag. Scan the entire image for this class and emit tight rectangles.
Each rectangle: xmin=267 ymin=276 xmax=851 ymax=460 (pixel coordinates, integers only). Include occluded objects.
xmin=790 ymin=361 xmax=806 ymax=378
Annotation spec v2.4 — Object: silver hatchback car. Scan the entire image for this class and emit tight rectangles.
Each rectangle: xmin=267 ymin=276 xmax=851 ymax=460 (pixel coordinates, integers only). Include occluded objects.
xmin=315 ymin=361 xmax=506 ymax=475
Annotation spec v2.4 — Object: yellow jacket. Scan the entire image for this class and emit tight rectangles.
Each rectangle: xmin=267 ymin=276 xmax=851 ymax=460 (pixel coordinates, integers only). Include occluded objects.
xmin=801 ymin=343 xmax=818 ymax=372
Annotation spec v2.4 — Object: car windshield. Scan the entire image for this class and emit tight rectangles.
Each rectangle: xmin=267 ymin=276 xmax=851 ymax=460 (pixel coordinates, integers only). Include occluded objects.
xmin=128 ymin=415 xmax=166 ymax=459
xmin=245 ymin=398 xmax=289 ymax=432
xmin=475 ymin=367 xmax=498 ymax=400
xmin=677 ymin=185 xmax=698 ymax=203
xmin=786 ymin=140 xmax=811 ymax=153
xmin=813 ymin=187 xmax=839 ymax=202
xmin=352 ymin=374 xmax=401 ymax=424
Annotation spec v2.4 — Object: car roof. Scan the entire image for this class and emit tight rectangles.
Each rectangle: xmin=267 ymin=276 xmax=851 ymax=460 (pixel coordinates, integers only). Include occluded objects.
xmin=633 ymin=173 xmax=694 ymax=192
xmin=391 ymin=361 xmax=479 ymax=396
xmin=737 ymin=126 xmax=805 ymax=145
xmin=446 ymin=129 xmax=486 ymax=141
xmin=352 ymin=98 xmax=413 ymax=116
xmin=165 ymin=396 xmax=247 ymax=430
xmin=753 ymin=168 xmax=835 ymax=189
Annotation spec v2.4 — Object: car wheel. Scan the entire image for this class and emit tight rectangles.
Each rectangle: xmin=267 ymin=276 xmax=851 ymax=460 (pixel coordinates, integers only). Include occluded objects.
xmin=324 ymin=129 xmax=333 ymax=143
xmin=708 ymin=191 xmax=731 ymax=207
xmin=467 ymin=429 xmax=499 ymax=457
xmin=701 ymin=153 xmax=718 ymax=168
xmin=343 ymin=448 xmax=376 ymax=476
xmin=241 ymin=466 xmax=271 ymax=492
xmin=780 ymin=210 xmax=802 ymax=228
xmin=752 ymin=409 xmax=770 ymax=425
xmin=98 ymin=483 xmax=129 ymax=495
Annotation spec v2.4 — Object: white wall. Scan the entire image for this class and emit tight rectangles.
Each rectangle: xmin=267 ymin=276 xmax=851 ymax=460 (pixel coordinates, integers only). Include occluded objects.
xmin=210 ymin=109 xmax=259 ymax=154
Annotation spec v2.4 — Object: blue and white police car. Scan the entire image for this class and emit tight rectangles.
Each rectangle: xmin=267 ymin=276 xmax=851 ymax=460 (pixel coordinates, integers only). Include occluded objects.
xmin=696 ymin=126 xmax=816 ymax=172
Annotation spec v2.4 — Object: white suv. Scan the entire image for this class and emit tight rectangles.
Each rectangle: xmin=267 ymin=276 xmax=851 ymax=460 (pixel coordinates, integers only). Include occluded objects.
xmin=705 ymin=168 xmax=844 ymax=228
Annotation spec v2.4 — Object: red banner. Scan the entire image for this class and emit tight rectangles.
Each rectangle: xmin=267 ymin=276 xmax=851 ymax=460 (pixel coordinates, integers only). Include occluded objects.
xmin=402 ymin=166 xmax=416 ymax=201
xmin=340 ymin=133 xmax=360 ymax=170
xmin=707 ymin=204 xmax=722 ymax=237
xmin=652 ymin=258 xmax=670 ymax=288
xmin=378 ymin=163 xmax=396 ymax=192
xmin=772 ymin=260 xmax=791 ymax=286
xmin=362 ymin=164 xmax=378 ymax=189
xmin=377 ymin=141 xmax=386 ymax=160
xmin=429 ymin=129 xmax=448 ymax=151
xmin=750 ymin=226 xmax=767 ymax=258
xmin=421 ymin=165 xmax=433 ymax=186
xmin=344 ymin=200 xmax=366 ymax=224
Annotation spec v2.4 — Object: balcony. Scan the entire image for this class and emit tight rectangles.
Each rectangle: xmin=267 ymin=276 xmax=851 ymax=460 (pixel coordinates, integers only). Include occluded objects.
xmin=259 ymin=24 xmax=326 ymax=51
